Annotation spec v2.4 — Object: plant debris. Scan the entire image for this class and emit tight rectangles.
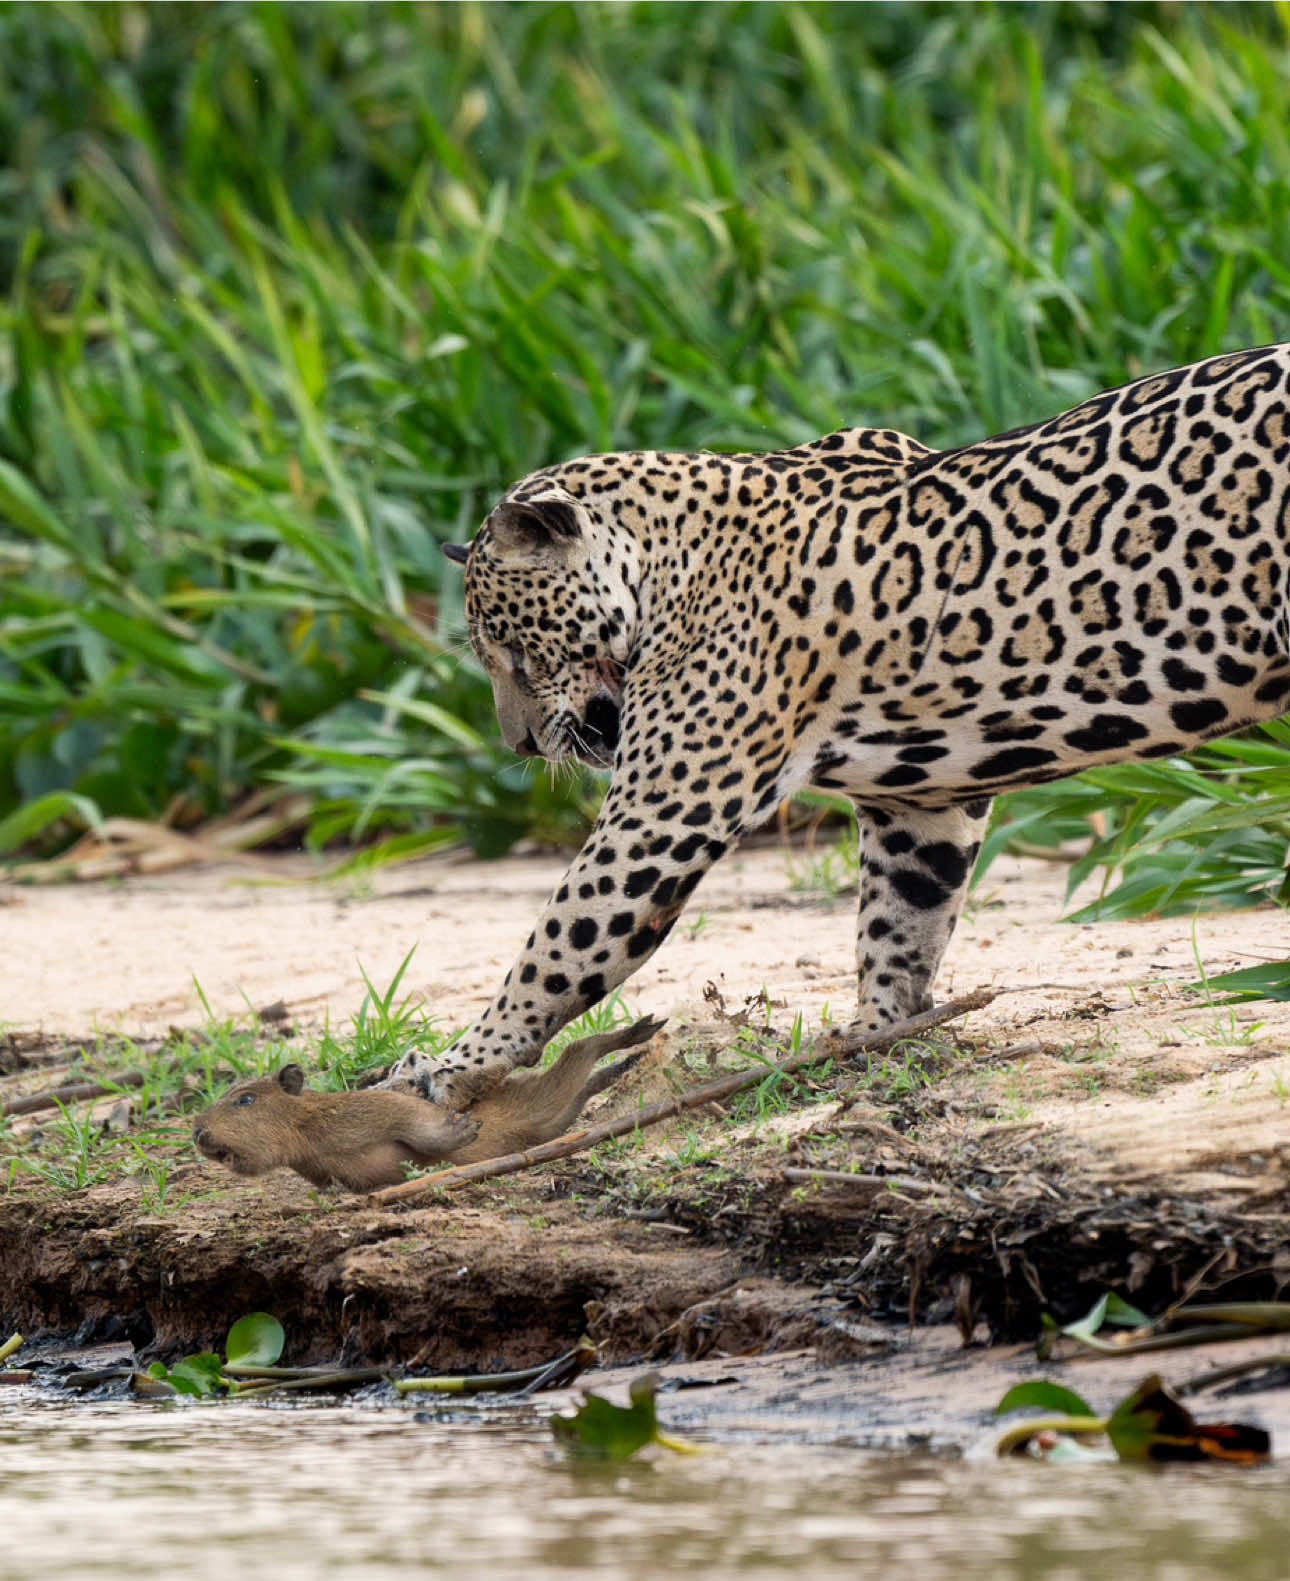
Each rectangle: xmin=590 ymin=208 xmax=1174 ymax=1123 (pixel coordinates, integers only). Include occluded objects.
xmin=992 ymin=1372 xmax=1271 ymax=1464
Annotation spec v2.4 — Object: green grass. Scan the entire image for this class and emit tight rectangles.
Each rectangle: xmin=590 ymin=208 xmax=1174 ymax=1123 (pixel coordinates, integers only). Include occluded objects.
xmin=2 ymin=953 xmax=450 ymax=1191
xmin=2 ymin=2 xmax=1290 ymax=903
xmin=0 ymin=955 xmax=647 ymax=1192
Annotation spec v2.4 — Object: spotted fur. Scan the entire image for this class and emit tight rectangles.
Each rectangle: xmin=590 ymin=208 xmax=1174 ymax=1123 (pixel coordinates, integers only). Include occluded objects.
xmin=393 ymin=345 xmax=1290 ymax=1108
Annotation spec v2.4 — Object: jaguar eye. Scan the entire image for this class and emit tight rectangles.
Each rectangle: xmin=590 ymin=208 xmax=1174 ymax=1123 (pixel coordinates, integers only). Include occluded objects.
xmin=237 ymin=1092 xmax=257 ymax=1107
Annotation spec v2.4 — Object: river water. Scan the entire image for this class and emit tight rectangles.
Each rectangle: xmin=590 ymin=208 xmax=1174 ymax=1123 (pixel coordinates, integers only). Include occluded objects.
xmin=2 ymin=1391 xmax=1288 ymax=1580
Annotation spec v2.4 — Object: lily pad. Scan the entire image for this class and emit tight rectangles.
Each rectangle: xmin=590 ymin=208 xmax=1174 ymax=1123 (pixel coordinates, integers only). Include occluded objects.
xmin=995 ymin=1381 xmax=1095 ymax=1419
xmin=226 ymin=1313 xmax=286 ymax=1368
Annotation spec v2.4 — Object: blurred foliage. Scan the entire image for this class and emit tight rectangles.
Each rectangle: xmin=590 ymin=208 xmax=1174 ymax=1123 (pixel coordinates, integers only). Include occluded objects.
xmin=1 ymin=1 xmax=1289 ymax=888
xmin=977 ymin=721 xmax=1290 ymax=919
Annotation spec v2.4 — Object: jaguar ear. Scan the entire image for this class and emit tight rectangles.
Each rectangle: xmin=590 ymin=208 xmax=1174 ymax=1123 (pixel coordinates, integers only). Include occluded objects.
xmin=442 ymin=542 xmax=471 ymax=566
xmin=488 ymin=496 xmax=582 ymax=557
xmin=276 ymin=1064 xmax=305 ymax=1097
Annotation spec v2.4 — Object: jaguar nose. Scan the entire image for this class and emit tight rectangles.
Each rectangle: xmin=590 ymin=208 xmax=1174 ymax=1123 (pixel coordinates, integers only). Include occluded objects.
xmin=584 ymin=696 xmax=621 ymax=752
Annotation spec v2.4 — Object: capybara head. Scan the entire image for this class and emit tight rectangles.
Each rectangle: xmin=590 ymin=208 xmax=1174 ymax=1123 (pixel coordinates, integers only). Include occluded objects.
xmin=192 ymin=1065 xmax=307 ymax=1176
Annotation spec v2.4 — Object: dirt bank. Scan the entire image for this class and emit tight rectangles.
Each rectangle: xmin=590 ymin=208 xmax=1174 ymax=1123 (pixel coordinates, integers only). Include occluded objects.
xmin=4 ymin=843 xmax=1290 ymax=1376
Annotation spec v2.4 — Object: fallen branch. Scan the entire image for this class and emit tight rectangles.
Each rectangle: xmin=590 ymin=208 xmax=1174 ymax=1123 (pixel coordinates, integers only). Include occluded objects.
xmin=230 ymin=1369 xmax=386 ymax=1397
xmin=1 ymin=1070 xmax=145 ymax=1119
xmin=367 ymin=987 xmax=998 ymax=1208
xmin=1180 ymin=1351 xmax=1290 ymax=1397
xmin=816 ymin=988 xmax=998 ymax=1060
xmin=392 ymin=1340 xmax=596 ymax=1396
xmin=5 ymin=792 xmax=311 ymax=884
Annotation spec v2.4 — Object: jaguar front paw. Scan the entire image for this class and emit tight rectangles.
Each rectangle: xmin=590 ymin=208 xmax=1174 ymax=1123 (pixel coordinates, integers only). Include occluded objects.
xmin=380 ymin=1049 xmax=440 ymax=1099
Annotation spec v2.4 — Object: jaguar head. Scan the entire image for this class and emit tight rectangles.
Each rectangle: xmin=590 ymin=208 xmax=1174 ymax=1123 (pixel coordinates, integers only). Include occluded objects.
xmin=444 ymin=485 xmax=640 ymax=770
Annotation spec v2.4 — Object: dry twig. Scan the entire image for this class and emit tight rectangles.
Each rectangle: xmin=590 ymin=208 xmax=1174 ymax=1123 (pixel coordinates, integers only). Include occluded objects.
xmin=781 ymin=1166 xmax=974 ymax=1201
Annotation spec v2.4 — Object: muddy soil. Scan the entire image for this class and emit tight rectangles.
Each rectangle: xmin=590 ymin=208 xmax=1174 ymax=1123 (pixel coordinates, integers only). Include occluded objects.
xmin=4 ymin=843 xmax=1290 ymax=1396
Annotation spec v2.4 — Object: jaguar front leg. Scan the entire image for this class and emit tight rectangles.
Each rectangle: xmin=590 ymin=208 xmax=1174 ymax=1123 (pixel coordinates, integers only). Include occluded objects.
xmin=849 ymin=798 xmax=992 ymax=1034
xmin=386 ymin=768 xmax=753 ymax=1109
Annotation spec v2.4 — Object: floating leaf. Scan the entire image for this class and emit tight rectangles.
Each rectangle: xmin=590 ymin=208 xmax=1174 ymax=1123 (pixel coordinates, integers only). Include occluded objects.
xmin=995 ymin=1381 xmax=1095 ymax=1419
xmin=1104 ymin=1293 xmax=1152 ymax=1328
xmin=147 ymin=1353 xmax=223 ymax=1399
xmin=551 ymin=1373 xmax=698 ymax=1459
xmin=1107 ymin=1374 xmax=1269 ymax=1464
xmin=225 ymin=1313 xmax=285 ymax=1368
xmin=993 ymin=1374 xmax=1271 ymax=1462
xmin=1068 ymin=1292 xmax=1151 ymax=1339
xmin=1106 ymin=1375 xmax=1196 ymax=1460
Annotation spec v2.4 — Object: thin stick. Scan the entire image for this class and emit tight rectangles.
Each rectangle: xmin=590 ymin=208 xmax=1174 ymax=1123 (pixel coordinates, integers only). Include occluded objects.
xmin=1179 ymin=1352 xmax=1290 ymax=1397
xmin=230 ymin=1371 xmax=382 ymax=1396
xmin=816 ymin=988 xmax=997 ymax=1059
xmin=781 ymin=1166 xmax=973 ymax=1201
xmin=392 ymin=1345 xmax=591 ymax=1395
xmin=367 ymin=988 xmax=998 ymax=1208
xmin=1 ymin=1072 xmax=145 ymax=1119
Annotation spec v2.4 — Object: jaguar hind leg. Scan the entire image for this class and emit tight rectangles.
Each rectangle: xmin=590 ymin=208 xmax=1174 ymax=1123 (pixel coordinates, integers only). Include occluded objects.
xmin=849 ymin=799 xmax=992 ymax=1034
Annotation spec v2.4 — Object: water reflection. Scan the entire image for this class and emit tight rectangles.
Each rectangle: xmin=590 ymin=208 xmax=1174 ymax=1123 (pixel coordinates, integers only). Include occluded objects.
xmin=0 ymin=1394 xmax=1286 ymax=1580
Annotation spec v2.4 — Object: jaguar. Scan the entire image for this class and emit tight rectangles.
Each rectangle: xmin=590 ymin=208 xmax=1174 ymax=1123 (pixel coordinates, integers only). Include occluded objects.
xmin=392 ymin=344 xmax=1290 ymax=1110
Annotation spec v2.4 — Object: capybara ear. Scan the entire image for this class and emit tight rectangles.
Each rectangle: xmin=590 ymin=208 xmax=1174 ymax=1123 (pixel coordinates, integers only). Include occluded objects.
xmin=276 ymin=1064 xmax=306 ymax=1096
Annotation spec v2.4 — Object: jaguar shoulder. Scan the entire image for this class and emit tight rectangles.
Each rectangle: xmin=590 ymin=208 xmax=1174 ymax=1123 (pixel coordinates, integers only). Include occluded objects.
xmin=401 ymin=344 xmax=1290 ymax=1108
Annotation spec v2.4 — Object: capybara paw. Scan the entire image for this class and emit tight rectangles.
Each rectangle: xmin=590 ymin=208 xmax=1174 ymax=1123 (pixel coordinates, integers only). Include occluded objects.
xmin=445 ymin=1110 xmax=482 ymax=1147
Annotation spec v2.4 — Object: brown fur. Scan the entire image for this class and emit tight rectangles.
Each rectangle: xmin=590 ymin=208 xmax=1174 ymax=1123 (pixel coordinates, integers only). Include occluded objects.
xmin=192 ymin=1016 xmax=662 ymax=1192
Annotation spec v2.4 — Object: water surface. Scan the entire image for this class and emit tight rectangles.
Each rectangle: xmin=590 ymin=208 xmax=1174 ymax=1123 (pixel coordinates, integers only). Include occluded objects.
xmin=2 ymin=1392 xmax=1286 ymax=1580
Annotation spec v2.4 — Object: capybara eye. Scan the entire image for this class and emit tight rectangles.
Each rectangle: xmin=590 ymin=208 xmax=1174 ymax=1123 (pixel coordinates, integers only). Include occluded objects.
xmin=237 ymin=1092 xmax=257 ymax=1107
